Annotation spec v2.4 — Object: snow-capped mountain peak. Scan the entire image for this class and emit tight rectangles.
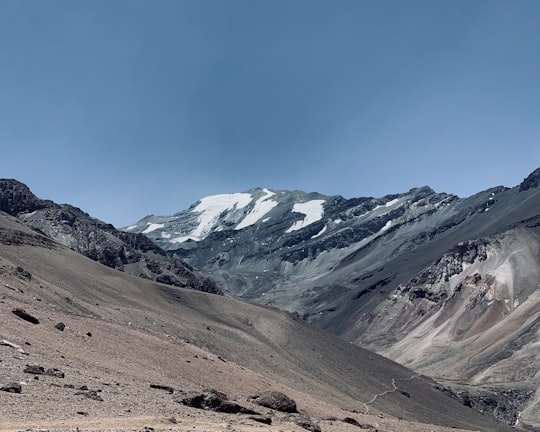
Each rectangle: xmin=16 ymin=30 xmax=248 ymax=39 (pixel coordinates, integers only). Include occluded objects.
xmin=123 ymin=188 xmax=329 ymax=244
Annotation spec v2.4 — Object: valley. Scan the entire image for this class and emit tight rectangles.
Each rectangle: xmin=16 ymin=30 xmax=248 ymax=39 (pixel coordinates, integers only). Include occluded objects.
xmin=2 ymin=167 xmax=540 ymax=430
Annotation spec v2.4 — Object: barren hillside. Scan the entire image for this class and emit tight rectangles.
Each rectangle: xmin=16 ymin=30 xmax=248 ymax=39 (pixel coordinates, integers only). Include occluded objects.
xmin=0 ymin=211 xmax=512 ymax=432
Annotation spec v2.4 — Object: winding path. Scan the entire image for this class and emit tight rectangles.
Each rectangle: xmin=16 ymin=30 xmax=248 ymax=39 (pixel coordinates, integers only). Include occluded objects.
xmin=361 ymin=374 xmax=418 ymax=415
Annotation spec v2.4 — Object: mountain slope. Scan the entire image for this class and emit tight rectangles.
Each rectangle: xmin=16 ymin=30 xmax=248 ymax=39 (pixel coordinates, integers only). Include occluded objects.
xmin=0 ymin=179 xmax=220 ymax=294
xmin=124 ymin=166 xmax=540 ymax=429
xmin=0 ymin=210 xmax=512 ymax=432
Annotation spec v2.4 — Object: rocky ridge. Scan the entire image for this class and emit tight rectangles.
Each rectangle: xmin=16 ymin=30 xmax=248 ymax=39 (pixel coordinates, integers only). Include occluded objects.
xmin=0 ymin=179 xmax=220 ymax=294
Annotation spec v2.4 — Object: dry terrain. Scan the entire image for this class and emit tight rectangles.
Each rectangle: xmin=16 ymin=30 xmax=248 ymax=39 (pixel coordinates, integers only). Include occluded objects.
xmin=0 ymin=212 xmax=513 ymax=432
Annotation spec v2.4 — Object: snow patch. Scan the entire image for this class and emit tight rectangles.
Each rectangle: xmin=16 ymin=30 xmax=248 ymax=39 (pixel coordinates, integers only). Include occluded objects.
xmin=385 ymin=198 xmax=400 ymax=207
xmin=286 ymin=200 xmax=325 ymax=233
xmin=380 ymin=220 xmax=392 ymax=232
xmin=235 ymin=189 xmax=278 ymax=230
xmin=171 ymin=235 xmax=199 ymax=243
xmin=311 ymin=225 xmax=327 ymax=239
xmin=124 ymin=225 xmax=137 ymax=231
xmin=143 ymin=223 xmax=164 ymax=234
xmin=171 ymin=193 xmax=252 ymax=243
xmin=161 ymin=232 xmax=171 ymax=239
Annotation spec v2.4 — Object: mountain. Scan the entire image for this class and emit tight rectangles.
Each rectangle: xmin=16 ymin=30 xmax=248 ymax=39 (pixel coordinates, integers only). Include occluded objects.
xmin=0 ymin=209 xmax=512 ymax=432
xmin=124 ymin=168 xmax=540 ymax=429
xmin=0 ymin=179 xmax=220 ymax=294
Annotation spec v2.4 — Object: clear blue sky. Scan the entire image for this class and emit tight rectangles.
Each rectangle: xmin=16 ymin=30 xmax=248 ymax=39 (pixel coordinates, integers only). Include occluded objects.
xmin=2 ymin=0 xmax=540 ymax=227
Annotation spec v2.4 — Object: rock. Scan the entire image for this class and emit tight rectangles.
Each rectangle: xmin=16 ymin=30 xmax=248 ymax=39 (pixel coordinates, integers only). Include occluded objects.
xmin=250 ymin=416 xmax=272 ymax=425
xmin=46 ymin=368 xmax=65 ymax=378
xmin=250 ymin=391 xmax=297 ymax=413
xmin=15 ymin=266 xmax=32 ymax=280
xmin=178 ymin=389 xmax=259 ymax=414
xmin=342 ymin=418 xmax=374 ymax=429
xmin=24 ymin=365 xmax=45 ymax=374
xmin=342 ymin=417 xmax=361 ymax=426
xmin=180 ymin=389 xmax=227 ymax=410
xmin=55 ymin=322 xmax=66 ymax=331
xmin=1 ymin=382 xmax=22 ymax=393
xmin=149 ymin=383 xmax=174 ymax=393
xmin=24 ymin=365 xmax=64 ymax=378
xmin=75 ymin=389 xmax=103 ymax=402
xmin=12 ymin=308 xmax=40 ymax=324
xmin=294 ymin=415 xmax=321 ymax=432
xmin=519 ymin=167 xmax=540 ymax=192
xmin=0 ymin=179 xmax=52 ymax=215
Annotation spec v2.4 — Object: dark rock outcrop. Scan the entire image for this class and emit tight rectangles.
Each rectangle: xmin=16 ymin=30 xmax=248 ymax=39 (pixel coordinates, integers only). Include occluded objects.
xmin=12 ymin=308 xmax=40 ymax=324
xmin=519 ymin=167 xmax=540 ymax=192
xmin=250 ymin=391 xmax=297 ymax=413
xmin=250 ymin=416 xmax=272 ymax=425
xmin=178 ymin=389 xmax=259 ymax=414
xmin=442 ymin=386 xmax=534 ymax=426
xmin=0 ymin=179 xmax=53 ymax=215
xmin=1 ymin=382 xmax=22 ymax=393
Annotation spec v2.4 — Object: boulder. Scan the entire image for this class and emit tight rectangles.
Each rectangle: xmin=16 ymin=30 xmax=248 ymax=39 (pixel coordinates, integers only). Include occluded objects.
xmin=250 ymin=391 xmax=297 ymax=413
xmin=178 ymin=389 xmax=259 ymax=414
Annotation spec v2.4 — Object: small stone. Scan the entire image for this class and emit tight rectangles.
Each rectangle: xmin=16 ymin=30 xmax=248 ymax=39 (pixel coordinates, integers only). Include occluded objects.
xmin=12 ymin=308 xmax=40 ymax=324
xmin=250 ymin=416 xmax=272 ymax=425
xmin=24 ymin=365 xmax=45 ymax=375
xmin=45 ymin=368 xmax=65 ymax=378
xmin=55 ymin=322 xmax=66 ymax=331
xmin=1 ymin=382 xmax=22 ymax=393
xmin=149 ymin=383 xmax=174 ymax=393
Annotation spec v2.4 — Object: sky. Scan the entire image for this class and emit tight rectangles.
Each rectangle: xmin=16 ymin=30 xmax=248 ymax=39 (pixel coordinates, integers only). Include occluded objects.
xmin=2 ymin=0 xmax=540 ymax=227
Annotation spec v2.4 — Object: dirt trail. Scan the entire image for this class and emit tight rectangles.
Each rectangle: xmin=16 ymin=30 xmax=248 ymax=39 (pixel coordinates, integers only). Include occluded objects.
xmin=361 ymin=374 xmax=418 ymax=415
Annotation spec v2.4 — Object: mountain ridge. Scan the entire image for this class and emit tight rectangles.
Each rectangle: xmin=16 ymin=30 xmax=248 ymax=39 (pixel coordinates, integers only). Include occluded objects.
xmin=123 ymin=166 xmax=540 ymax=429
xmin=0 ymin=179 xmax=221 ymax=295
